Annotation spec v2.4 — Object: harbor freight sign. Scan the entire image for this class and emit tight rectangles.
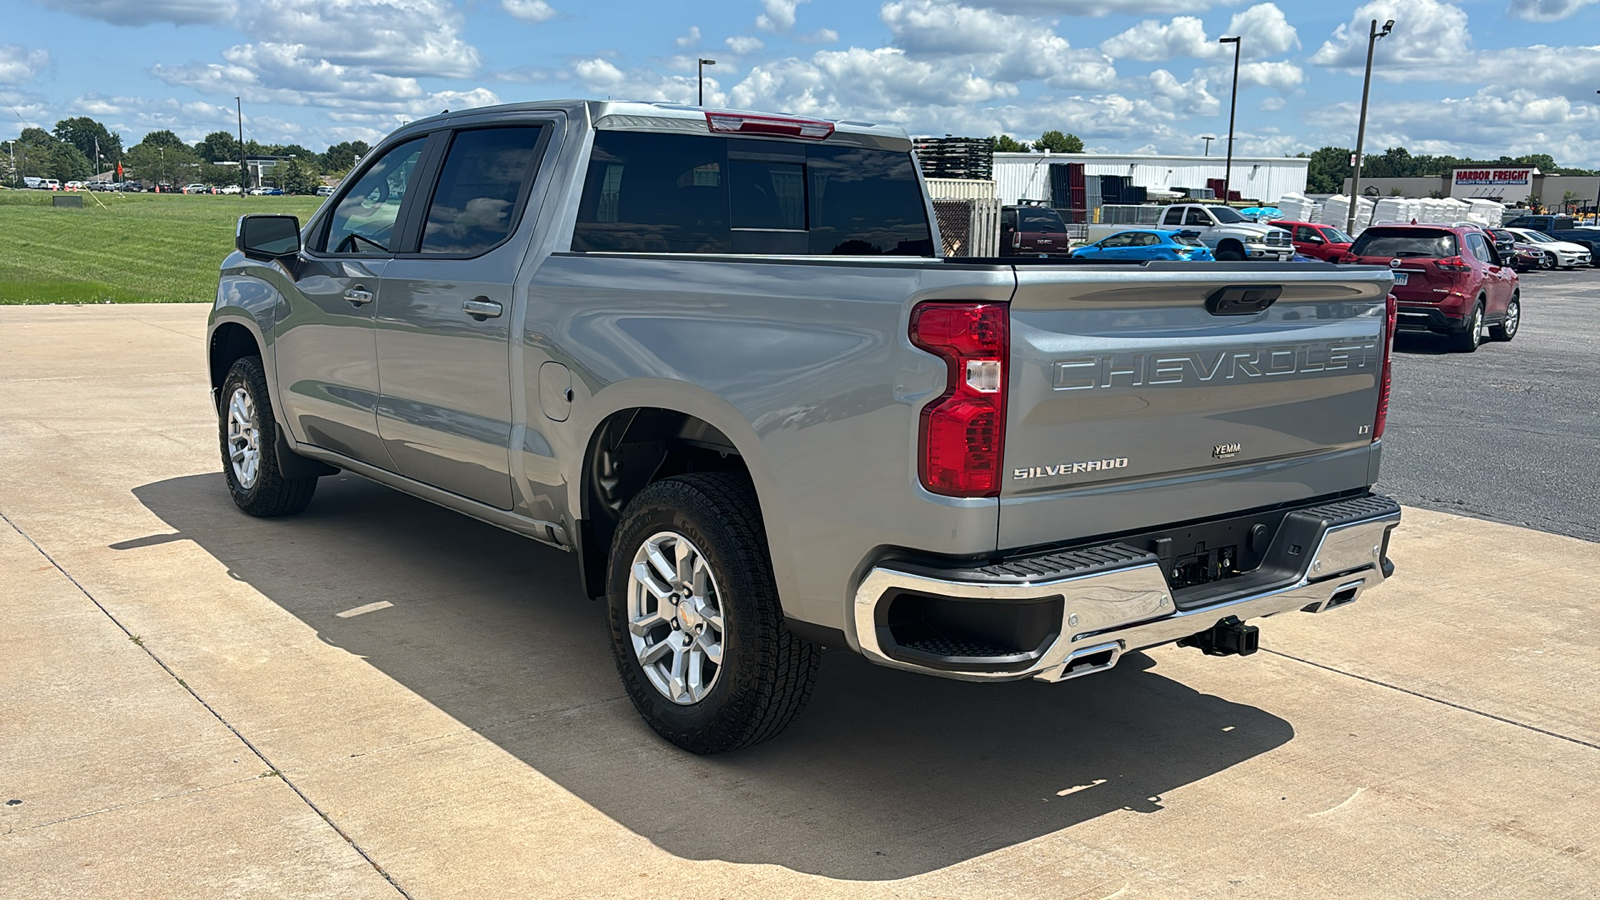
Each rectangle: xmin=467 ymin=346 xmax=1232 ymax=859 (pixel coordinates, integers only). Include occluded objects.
xmin=1451 ymin=166 xmax=1537 ymax=198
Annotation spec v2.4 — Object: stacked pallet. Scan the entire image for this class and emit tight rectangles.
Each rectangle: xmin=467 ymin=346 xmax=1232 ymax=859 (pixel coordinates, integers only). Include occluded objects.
xmin=914 ymin=137 xmax=996 ymax=181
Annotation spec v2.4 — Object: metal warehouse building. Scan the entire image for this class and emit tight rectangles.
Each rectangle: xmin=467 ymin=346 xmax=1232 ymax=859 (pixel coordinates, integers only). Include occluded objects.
xmin=992 ymin=152 xmax=1310 ymax=207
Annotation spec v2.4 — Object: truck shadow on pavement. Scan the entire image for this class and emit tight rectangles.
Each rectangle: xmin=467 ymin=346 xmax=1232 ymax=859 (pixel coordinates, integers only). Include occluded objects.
xmin=130 ymin=472 xmax=1294 ymax=881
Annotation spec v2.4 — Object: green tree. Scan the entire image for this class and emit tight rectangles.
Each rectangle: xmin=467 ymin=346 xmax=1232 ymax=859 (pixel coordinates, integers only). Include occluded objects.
xmin=275 ymin=156 xmax=319 ymax=195
xmin=195 ymin=130 xmax=241 ymax=163
xmin=1303 ymin=146 xmax=1352 ymax=194
xmin=53 ymin=117 xmax=122 ymax=167
xmin=319 ymin=140 xmax=370 ymax=174
xmin=138 ymin=129 xmax=189 ymax=149
xmin=16 ymin=127 xmax=92 ymax=180
xmin=1032 ymin=130 xmax=1084 ymax=153
xmin=125 ymin=139 xmax=198 ymax=187
xmin=991 ymin=134 xmax=1031 ymax=153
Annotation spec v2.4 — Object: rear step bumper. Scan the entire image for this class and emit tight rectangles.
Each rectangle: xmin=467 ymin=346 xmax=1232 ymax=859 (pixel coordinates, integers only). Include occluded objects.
xmin=851 ymin=494 xmax=1401 ymax=683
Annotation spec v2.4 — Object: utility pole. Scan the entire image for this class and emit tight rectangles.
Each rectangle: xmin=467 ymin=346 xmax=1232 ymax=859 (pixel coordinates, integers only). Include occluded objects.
xmin=698 ymin=58 xmax=716 ymax=107
xmin=1347 ymin=19 xmax=1395 ymax=234
xmin=1218 ymin=36 xmax=1240 ymax=201
xmin=1593 ymin=91 xmax=1599 ymax=224
xmin=236 ymin=96 xmax=246 ymax=191
xmin=1201 ymin=135 xmax=1215 ymax=157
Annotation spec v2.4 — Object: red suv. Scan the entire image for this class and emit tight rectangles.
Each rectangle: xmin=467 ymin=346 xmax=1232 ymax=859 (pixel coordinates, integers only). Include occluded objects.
xmin=1344 ymin=225 xmax=1520 ymax=352
xmin=1270 ymin=220 xmax=1353 ymax=261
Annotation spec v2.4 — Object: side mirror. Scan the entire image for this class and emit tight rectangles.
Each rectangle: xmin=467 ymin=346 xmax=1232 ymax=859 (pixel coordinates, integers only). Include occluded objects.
xmin=237 ymin=215 xmax=301 ymax=260
xmin=1306 ymin=234 xmax=1324 ymax=244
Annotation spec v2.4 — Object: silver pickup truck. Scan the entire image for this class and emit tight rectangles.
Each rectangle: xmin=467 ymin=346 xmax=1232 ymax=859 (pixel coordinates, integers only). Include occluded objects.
xmin=210 ymin=100 xmax=1401 ymax=753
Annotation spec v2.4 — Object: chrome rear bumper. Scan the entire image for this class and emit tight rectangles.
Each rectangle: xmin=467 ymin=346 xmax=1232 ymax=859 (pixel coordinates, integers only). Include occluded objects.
xmin=851 ymin=495 xmax=1401 ymax=683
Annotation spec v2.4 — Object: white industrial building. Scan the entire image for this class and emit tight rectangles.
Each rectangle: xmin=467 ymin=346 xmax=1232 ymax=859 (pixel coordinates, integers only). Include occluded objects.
xmin=992 ymin=152 xmax=1309 ymax=206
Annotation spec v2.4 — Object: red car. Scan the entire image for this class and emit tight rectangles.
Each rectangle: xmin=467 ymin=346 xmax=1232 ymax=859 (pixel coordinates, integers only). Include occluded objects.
xmin=1343 ymin=224 xmax=1519 ymax=353
xmin=1270 ymin=220 xmax=1353 ymax=261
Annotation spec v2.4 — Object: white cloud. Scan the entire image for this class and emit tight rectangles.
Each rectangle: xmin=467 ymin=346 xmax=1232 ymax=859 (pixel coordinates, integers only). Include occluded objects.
xmin=0 ymin=45 xmax=49 ymax=85
xmin=881 ymin=0 xmax=1116 ymax=89
xmin=675 ymin=26 xmax=702 ymax=47
xmin=1100 ymin=16 xmax=1216 ymax=62
xmin=38 ymin=0 xmax=236 ymax=26
xmin=726 ymin=36 xmax=766 ymax=54
xmin=797 ymin=28 xmax=839 ymax=43
xmin=1507 ymin=0 xmax=1600 ymax=20
xmin=1100 ymin=5 xmax=1297 ymax=62
xmin=1234 ymin=60 xmax=1304 ymax=90
xmin=1222 ymin=4 xmax=1299 ymax=58
xmin=1147 ymin=69 xmax=1220 ymax=116
xmin=1305 ymin=87 xmax=1600 ymax=164
xmin=756 ymin=0 xmax=808 ymax=33
xmin=1311 ymin=0 xmax=1470 ymax=70
xmin=573 ymin=58 xmax=626 ymax=86
xmin=502 ymin=0 xmax=557 ymax=23
xmin=955 ymin=0 xmax=1231 ymax=15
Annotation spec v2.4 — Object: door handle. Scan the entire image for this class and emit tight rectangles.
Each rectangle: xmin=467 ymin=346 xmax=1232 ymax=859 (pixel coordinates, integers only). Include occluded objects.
xmin=343 ymin=287 xmax=374 ymax=305
xmin=463 ymin=298 xmax=503 ymax=320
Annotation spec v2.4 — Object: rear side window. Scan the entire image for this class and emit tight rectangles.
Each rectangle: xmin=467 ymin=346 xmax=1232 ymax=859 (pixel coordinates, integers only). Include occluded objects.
xmin=1350 ymin=230 xmax=1458 ymax=259
xmin=419 ymin=126 xmax=544 ymax=255
xmin=573 ymin=131 xmax=933 ymax=256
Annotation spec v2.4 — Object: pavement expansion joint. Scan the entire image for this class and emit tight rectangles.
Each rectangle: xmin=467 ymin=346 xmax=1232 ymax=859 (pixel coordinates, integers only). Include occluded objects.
xmin=1263 ymin=648 xmax=1600 ymax=752
xmin=0 ymin=510 xmax=416 ymax=900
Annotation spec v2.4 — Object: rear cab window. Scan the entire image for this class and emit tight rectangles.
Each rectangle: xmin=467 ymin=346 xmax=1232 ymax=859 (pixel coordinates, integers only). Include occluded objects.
xmin=572 ymin=131 xmax=934 ymax=256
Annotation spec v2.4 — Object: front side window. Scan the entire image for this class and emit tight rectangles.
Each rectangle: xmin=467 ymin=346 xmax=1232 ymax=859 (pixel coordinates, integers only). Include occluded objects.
xmin=572 ymin=131 xmax=933 ymax=256
xmin=419 ymin=127 xmax=544 ymax=255
xmin=321 ymin=137 xmax=427 ymax=254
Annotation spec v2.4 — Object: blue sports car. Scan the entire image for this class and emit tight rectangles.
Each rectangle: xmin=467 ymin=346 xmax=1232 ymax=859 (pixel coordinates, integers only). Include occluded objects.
xmin=1071 ymin=229 xmax=1216 ymax=261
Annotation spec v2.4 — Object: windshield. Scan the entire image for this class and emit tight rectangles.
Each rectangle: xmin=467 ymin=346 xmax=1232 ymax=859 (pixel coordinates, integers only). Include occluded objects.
xmin=1209 ymin=206 xmax=1246 ymax=224
xmin=1516 ymin=230 xmax=1554 ymax=243
xmin=1173 ymin=233 xmax=1205 ymax=246
xmin=1349 ymin=229 xmax=1458 ymax=259
xmin=1326 ymin=227 xmax=1355 ymax=244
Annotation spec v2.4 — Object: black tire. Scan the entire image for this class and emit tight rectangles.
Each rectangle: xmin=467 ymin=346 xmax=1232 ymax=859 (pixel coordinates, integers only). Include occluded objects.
xmin=606 ymin=473 xmax=819 ymax=754
xmin=1489 ymin=293 xmax=1520 ymax=342
xmin=218 ymin=356 xmax=318 ymax=516
xmin=1215 ymin=242 xmax=1245 ymax=261
xmin=1449 ymin=300 xmax=1485 ymax=353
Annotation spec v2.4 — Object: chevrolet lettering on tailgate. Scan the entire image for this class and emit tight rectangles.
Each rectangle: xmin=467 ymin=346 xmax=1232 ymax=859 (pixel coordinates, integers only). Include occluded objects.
xmin=1053 ymin=342 xmax=1379 ymax=391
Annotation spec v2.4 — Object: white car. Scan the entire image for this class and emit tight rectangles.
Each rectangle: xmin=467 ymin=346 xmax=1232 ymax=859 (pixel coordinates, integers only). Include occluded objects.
xmin=221 ymin=184 xmax=243 ymax=195
xmin=1506 ymin=228 xmax=1593 ymax=269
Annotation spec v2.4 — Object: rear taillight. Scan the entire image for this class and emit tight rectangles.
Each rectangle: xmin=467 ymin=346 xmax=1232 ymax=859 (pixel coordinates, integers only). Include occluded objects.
xmin=910 ymin=302 xmax=1008 ymax=497
xmin=1436 ymin=256 xmax=1471 ymax=272
xmin=1374 ymin=291 xmax=1396 ymax=442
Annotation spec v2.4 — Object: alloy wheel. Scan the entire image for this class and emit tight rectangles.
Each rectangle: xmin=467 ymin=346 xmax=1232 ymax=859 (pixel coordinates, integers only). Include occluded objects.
xmin=626 ymin=531 xmax=725 ymax=705
xmin=226 ymin=386 xmax=261 ymax=490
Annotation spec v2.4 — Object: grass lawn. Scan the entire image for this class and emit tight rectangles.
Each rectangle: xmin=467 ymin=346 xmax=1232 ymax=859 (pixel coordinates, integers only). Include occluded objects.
xmin=0 ymin=190 xmax=323 ymax=304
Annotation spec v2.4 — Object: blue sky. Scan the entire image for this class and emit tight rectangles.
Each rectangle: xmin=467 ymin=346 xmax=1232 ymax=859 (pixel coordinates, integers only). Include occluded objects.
xmin=3 ymin=0 xmax=1599 ymax=165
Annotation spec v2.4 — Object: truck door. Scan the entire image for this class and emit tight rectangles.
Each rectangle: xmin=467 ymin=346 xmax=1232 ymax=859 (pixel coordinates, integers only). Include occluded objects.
xmin=374 ymin=124 xmax=550 ymax=511
xmin=273 ymin=136 xmax=428 ymax=464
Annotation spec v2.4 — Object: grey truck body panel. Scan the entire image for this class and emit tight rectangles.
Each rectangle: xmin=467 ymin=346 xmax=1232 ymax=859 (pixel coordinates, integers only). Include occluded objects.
xmin=210 ymin=99 xmax=1394 ymax=658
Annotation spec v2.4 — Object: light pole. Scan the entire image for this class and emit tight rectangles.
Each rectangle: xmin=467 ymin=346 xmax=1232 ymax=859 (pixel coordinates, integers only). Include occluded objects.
xmin=1347 ymin=18 xmax=1395 ymax=234
xmin=236 ymin=96 xmax=246 ymax=191
xmin=1201 ymin=135 xmax=1216 ymax=157
xmin=698 ymin=58 xmax=716 ymax=107
xmin=1592 ymin=90 xmax=1599 ymax=224
xmin=1218 ymin=36 xmax=1240 ymax=201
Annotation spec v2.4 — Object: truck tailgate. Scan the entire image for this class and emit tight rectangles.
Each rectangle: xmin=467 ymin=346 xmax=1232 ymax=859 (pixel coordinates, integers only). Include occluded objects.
xmin=999 ymin=263 xmax=1393 ymax=549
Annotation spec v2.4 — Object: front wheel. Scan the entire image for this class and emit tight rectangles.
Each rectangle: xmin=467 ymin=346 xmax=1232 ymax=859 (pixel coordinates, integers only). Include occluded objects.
xmin=219 ymin=356 xmax=319 ymax=516
xmin=606 ymin=473 xmax=819 ymax=753
xmin=1490 ymin=294 xmax=1520 ymax=342
xmin=1449 ymin=300 xmax=1485 ymax=353
xmin=1214 ymin=242 xmax=1245 ymax=261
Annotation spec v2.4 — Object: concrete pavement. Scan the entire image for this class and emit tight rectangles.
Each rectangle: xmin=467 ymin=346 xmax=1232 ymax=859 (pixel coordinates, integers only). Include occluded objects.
xmin=1 ymin=304 xmax=1596 ymax=898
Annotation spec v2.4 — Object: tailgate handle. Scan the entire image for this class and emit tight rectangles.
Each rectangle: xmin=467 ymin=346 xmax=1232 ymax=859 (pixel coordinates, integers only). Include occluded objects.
xmin=1206 ymin=285 xmax=1281 ymax=316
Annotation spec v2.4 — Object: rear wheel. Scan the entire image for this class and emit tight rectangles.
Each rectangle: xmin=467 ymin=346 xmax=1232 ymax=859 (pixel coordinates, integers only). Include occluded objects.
xmin=1489 ymin=293 xmax=1520 ymax=342
xmin=606 ymin=473 xmax=819 ymax=753
xmin=1449 ymin=300 xmax=1485 ymax=353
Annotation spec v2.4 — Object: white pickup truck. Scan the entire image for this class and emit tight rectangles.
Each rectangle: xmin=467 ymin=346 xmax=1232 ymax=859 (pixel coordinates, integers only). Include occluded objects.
xmin=1089 ymin=203 xmax=1293 ymax=261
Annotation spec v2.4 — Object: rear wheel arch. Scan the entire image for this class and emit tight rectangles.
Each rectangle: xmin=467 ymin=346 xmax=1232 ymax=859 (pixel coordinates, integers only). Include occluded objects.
xmin=576 ymin=407 xmax=759 ymax=601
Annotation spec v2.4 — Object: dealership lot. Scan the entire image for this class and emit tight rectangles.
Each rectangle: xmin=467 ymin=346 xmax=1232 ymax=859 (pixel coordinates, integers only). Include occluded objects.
xmin=2 ymin=303 xmax=1597 ymax=898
